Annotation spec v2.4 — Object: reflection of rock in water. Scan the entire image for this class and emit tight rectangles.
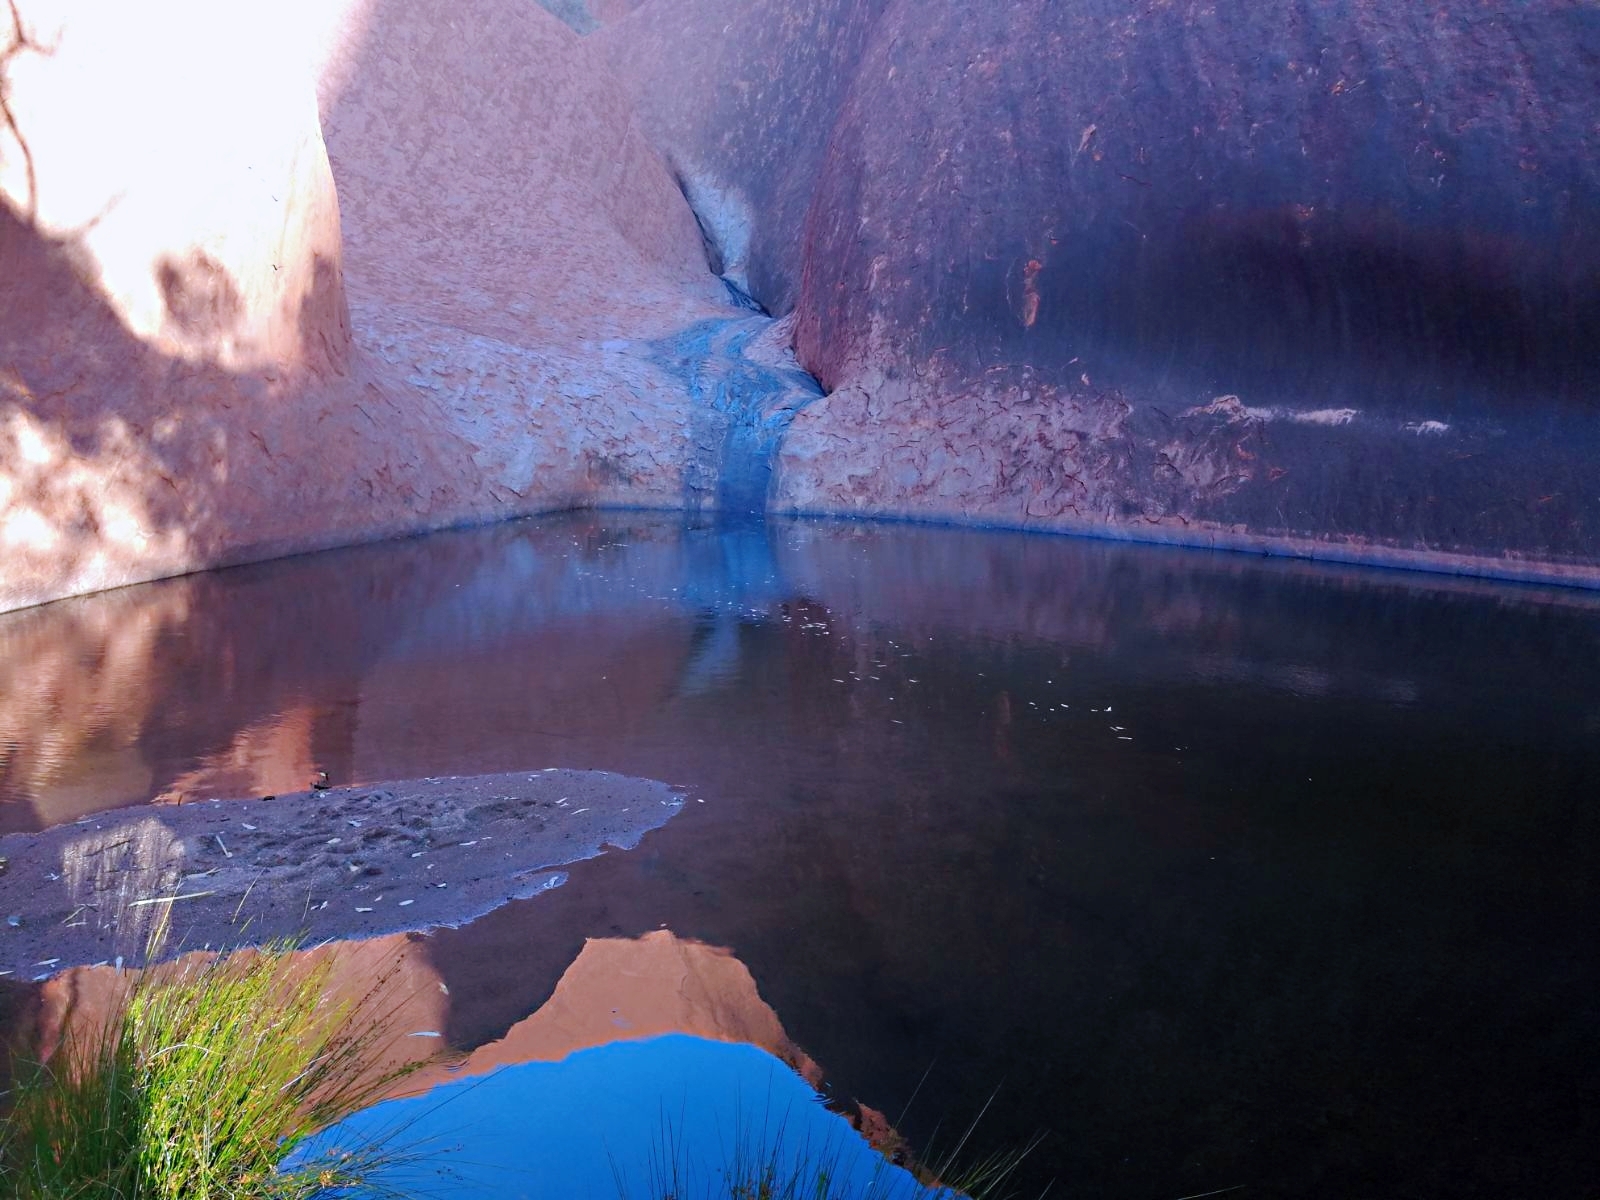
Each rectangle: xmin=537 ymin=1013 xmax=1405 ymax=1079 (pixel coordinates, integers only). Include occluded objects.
xmin=0 ymin=585 xmax=192 ymax=827
xmin=674 ymin=518 xmax=795 ymax=695
xmin=283 ymin=929 xmax=921 ymax=1198
xmin=26 ymin=937 xmax=447 ymax=1098
xmin=397 ymin=929 xmax=821 ymax=1093
xmin=18 ymin=928 xmax=915 ymax=1175
xmin=150 ymin=706 xmax=320 ymax=808
xmin=32 ymin=929 xmax=816 ymax=1082
xmin=6 ymin=511 xmax=1598 ymax=836
xmin=677 ymin=517 xmax=790 ymax=614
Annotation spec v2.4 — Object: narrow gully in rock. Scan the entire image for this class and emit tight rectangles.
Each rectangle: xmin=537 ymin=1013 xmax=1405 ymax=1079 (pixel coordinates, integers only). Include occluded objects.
xmin=647 ymin=316 xmax=826 ymax=514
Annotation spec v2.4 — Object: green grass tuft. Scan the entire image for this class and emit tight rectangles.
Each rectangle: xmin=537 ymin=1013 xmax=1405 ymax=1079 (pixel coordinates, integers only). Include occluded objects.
xmin=0 ymin=942 xmax=416 ymax=1200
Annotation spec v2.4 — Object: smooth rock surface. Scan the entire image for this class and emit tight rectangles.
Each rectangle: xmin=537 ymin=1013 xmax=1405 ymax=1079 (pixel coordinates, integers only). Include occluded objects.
xmin=780 ymin=2 xmax=1600 ymax=578
xmin=314 ymin=0 xmax=730 ymax=471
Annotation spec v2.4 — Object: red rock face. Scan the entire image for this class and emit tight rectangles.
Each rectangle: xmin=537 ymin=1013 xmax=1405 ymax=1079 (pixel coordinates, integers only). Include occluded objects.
xmin=312 ymin=0 xmax=741 ymax=525
xmin=0 ymin=0 xmax=729 ymax=612
xmin=610 ymin=0 xmax=1600 ymax=581
xmin=0 ymin=2 xmax=473 ymax=611
xmin=4 ymin=0 xmax=1600 ymax=608
xmin=779 ymin=1 xmax=1600 ymax=579
xmin=597 ymin=0 xmax=890 ymax=309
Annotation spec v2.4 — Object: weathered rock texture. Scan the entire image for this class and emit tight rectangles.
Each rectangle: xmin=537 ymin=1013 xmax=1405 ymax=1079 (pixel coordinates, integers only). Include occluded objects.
xmin=607 ymin=0 xmax=1600 ymax=583
xmin=0 ymin=0 xmax=738 ymax=613
xmin=0 ymin=2 xmax=446 ymax=612
xmin=313 ymin=0 xmax=738 ymax=517
xmin=5 ymin=0 xmax=1600 ymax=608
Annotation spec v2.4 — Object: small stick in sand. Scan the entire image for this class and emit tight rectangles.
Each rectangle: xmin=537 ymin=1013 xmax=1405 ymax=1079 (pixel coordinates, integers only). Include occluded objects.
xmin=127 ymin=891 xmax=216 ymax=908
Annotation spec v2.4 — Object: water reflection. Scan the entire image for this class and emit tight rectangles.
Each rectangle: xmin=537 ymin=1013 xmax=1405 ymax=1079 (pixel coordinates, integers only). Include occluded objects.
xmin=2 ymin=515 xmax=1598 ymax=1196
xmin=300 ymin=1035 xmax=927 ymax=1200
xmin=17 ymin=930 xmax=896 ymax=1196
xmin=20 ymin=928 xmax=819 ymax=1102
xmin=0 ymin=584 xmax=191 ymax=825
xmin=6 ymin=513 xmax=1597 ymax=834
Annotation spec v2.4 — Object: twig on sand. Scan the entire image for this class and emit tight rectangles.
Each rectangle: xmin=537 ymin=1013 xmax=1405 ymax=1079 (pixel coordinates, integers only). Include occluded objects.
xmin=127 ymin=891 xmax=216 ymax=908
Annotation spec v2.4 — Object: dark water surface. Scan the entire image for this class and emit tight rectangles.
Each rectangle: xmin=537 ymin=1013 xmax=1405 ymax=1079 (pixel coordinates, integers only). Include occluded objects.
xmin=2 ymin=514 xmax=1598 ymax=1197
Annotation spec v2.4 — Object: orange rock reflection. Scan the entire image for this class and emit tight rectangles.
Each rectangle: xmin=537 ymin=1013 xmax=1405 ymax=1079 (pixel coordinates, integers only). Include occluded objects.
xmin=397 ymin=930 xmax=820 ymax=1097
xmin=0 ymin=584 xmax=190 ymax=826
xmin=26 ymin=928 xmax=819 ymax=1108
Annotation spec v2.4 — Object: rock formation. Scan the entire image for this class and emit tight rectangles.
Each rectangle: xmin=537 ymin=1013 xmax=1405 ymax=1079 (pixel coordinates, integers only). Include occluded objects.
xmin=4 ymin=0 xmax=1598 ymax=610
xmin=605 ymin=0 xmax=1600 ymax=582
xmin=0 ymin=0 xmax=735 ymax=613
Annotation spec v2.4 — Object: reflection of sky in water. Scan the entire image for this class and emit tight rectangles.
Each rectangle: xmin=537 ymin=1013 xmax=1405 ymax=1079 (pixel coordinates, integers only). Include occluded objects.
xmin=295 ymin=1035 xmax=938 ymax=1200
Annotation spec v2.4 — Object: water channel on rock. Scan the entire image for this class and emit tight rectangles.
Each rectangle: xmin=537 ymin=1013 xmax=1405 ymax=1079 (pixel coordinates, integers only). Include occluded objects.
xmin=1 ymin=513 xmax=1597 ymax=1198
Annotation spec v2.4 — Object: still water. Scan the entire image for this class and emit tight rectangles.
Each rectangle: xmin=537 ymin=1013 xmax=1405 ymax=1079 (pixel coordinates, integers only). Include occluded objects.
xmin=2 ymin=513 xmax=1597 ymax=1197
xmin=294 ymin=1033 xmax=941 ymax=1200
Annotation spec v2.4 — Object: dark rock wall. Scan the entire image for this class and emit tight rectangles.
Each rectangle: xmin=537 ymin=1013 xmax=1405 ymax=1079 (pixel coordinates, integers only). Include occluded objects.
xmin=797 ymin=1 xmax=1600 ymax=401
xmin=610 ymin=0 xmax=1600 ymax=581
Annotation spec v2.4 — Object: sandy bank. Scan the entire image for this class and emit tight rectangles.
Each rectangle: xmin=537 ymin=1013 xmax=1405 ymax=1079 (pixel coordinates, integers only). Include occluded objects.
xmin=0 ymin=770 xmax=681 ymax=979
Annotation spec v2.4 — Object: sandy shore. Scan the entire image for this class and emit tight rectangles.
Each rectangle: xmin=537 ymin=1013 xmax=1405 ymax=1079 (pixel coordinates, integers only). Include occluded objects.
xmin=0 ymin=770 xmax=682 ymax=979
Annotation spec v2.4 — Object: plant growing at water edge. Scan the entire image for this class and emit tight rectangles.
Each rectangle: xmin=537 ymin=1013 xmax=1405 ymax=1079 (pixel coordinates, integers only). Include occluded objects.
xmin=627 ymin=1092 xmax=1040 ymax=1200
xmin=0 ymin=941 xmax=418 ymax=1200
xmin=632 ymin=1138 xmax=1037 ymax=1200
